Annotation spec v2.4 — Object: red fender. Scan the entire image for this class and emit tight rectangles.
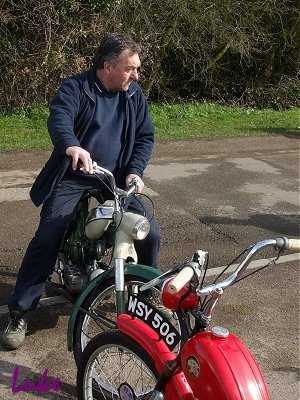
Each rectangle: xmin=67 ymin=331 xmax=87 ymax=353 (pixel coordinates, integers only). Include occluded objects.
xmin=181 ymin=330 xmax=270 ymax=400
xmin=117 ymin=314 xmax=196 ymax=400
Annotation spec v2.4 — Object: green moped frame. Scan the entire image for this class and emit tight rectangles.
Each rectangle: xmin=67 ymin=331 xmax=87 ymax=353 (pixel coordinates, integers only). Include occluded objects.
xmin=67 ymin=263 xmax=162 ymax=351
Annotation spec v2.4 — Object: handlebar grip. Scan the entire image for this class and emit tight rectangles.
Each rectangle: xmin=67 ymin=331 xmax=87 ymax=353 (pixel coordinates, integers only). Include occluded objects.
xmin=167 ymin=267 xmax=194 ymax=294
xmin=287 ymin=238 xmax=300 ymax=251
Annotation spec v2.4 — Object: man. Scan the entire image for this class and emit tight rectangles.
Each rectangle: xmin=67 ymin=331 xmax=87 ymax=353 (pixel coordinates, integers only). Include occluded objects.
xmin=2 ymin=33 xmax=160 ymax=350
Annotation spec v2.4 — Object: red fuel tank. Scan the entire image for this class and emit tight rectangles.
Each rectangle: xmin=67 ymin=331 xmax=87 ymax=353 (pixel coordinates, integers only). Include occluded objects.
xmin=181 ymin=327 xmax=270 ymax=400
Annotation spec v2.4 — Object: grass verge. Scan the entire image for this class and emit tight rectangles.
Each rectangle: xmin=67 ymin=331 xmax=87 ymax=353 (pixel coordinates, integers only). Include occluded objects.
xmin=0 ymin=103 xmax=299 ymax=151
xmin=150 ymin=103 xmax=299 ymax=140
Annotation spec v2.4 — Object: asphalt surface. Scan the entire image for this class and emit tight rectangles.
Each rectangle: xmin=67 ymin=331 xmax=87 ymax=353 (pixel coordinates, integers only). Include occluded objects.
xmin=0 ymin=135 xmax=299 ymax=399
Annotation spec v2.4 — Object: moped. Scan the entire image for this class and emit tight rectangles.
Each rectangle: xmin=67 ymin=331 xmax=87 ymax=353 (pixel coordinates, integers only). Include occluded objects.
xmin=52 ymin=162 xmax=165 ymax=364
xmin=76 ymin=236 xmax=299 ymax=400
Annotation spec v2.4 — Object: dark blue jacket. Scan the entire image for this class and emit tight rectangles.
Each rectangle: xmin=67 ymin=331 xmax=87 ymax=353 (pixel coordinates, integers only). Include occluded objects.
xmin=30 ymin=68 xmax=154 ymax=206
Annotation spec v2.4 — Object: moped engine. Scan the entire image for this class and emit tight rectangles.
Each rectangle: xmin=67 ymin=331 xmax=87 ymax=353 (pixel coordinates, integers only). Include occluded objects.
xmin=62 ymin=264 xmax=87 ymax=295
xmin=58 ymin=237 xmax=112 ymax=295
xmin=56 ymin=194 xmax=115 ymax=295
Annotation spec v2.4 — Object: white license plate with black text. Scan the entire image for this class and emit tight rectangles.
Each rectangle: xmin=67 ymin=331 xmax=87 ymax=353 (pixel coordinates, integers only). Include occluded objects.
xmin=127 ymin=295 xmax=180 ymax=350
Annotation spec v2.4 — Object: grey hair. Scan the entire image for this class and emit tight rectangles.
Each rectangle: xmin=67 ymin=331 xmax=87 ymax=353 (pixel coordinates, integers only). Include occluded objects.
xmin=93 ymin=33 xmax=141 ymax=69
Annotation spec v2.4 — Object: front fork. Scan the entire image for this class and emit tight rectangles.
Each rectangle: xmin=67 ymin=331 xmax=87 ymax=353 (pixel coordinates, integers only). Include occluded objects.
xmin=115 ymin=258 xmax=126 ymax=315
xmin=114 ymin=258 xmax=139 ymax=315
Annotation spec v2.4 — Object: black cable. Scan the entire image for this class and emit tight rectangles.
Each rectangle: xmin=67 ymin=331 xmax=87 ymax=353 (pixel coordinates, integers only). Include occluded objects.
xmin=233 ymin=249 xmax=283 ymax=285
xmin=213 ymin=247 xmax=250 ymax=284
xmin=132 ymin=192 xmax=155 ymax=222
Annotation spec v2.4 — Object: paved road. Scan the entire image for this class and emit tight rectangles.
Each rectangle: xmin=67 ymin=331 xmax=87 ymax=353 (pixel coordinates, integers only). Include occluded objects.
xmin=0 ymin=135 xmax=299 ymax=399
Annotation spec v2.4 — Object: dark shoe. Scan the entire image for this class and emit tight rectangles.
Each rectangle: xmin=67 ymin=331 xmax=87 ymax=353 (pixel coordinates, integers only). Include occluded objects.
xmin=2 ymin=312 xmax=27 ymax=350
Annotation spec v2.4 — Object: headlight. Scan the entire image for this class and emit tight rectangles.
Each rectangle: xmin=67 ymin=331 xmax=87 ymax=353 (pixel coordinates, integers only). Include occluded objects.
xmin=132 ymin=217 xmax=150 ymax=240
xmin=116 ymin=212 xmax=150 ymax=240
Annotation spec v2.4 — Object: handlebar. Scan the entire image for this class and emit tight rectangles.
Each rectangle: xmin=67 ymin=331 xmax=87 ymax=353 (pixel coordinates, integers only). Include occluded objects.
xmin=92 ymin=162 xmax=138 ymax=198
xmin=116 ymin=178 xmax=138 ymax=198
xmin=167 ymin=237 xmax=300 ymax=295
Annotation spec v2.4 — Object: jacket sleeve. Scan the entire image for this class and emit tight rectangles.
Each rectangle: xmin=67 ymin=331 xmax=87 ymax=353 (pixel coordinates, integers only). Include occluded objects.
xmin=125 ymin=88 xmax=154 ymax=178
xmin=47 ymin=77 xmax=83 ymax=155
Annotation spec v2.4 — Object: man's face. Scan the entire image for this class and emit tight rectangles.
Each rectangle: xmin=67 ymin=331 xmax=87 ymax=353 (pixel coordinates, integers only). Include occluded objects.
xmin=105 ymin=49 xmax=141 ymax=91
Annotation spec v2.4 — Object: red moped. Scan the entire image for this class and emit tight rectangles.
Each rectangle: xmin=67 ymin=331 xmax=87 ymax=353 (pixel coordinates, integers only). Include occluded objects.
xmin=77 ymin=236 xmax=299 ymax=400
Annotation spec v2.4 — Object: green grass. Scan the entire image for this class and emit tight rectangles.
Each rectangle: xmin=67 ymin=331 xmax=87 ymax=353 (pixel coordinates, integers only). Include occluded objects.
xmin=150 ymin=103 xmax=300 ymax=140
xmin=0 ymin=107 xmax=50 ymax=151
xmin=0 ymin=103 xmax=299 ymax=151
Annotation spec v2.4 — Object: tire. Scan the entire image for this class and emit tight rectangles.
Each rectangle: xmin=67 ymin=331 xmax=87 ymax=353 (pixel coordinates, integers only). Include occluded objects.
xmin=77 ymin=330 xmax=159 ymax=400
xmin=73 ymin=274 xmax=164 ymax=365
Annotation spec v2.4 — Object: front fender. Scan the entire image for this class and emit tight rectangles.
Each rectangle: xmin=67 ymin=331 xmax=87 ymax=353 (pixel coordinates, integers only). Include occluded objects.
xmin=67 ymin=264 xmax=162 ymax=351
xmin=118 ymin=314 xmax=195 ymax=400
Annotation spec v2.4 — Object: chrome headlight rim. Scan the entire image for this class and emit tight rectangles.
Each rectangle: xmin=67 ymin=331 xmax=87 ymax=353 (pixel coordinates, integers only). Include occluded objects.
xmin=131 ymin=216 xmax=150 ymax=240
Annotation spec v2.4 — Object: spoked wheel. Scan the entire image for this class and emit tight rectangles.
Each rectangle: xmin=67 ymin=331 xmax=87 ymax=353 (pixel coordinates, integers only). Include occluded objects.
xmin=77 ymin=330 xmax=159 ymax=400
xmin=73 ymin=275 xmax=178 ymax=365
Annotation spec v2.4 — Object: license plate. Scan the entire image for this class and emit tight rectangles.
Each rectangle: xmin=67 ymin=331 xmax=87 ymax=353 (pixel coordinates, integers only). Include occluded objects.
xmin=126 ymin=295 xmax=181 ymax=351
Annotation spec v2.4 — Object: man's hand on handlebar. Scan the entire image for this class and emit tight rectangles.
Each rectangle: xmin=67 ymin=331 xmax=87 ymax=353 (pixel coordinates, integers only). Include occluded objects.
xmin=126 ymin=174 xmax=144 ymax=194
xmin=66 ymin=146 xmax=94 ymax=174
xmin=64 ymin=148 xmax=145 ymax=193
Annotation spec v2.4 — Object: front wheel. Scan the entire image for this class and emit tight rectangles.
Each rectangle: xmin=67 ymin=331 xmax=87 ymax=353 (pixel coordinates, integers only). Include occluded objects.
xmin=77 ymin=330 xmax=159 ymax=400
xmin=73 ymin=274 xmax=169 ymax=365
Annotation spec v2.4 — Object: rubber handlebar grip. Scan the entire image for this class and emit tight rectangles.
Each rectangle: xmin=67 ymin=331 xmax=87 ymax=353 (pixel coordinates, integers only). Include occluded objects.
xmin=288 ymin=238 xmax=300 ymax=251
xmin=167 ymin=267 xmax=194 ymax=294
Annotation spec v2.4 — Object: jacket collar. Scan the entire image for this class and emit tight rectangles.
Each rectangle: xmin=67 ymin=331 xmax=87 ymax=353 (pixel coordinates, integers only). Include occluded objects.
xmin=82 ymin=68 xmax=138 ymax=102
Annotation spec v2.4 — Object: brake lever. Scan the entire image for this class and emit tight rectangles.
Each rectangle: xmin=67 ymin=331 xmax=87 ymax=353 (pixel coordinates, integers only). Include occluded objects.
xmin=139 ymin=269 xmax=179 ymax=291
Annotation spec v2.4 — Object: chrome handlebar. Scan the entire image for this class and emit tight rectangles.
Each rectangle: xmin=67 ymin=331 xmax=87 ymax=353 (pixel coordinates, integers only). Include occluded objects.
xmin=92 ymin=162 xmax=138 ymax=198
xmin=167 ymin=237 xmax=300 ymax=296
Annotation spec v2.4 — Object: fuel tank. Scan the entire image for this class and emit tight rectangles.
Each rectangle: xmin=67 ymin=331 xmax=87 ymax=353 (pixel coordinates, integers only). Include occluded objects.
xmin=181 ymin=326 xmax=270 ymax=400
